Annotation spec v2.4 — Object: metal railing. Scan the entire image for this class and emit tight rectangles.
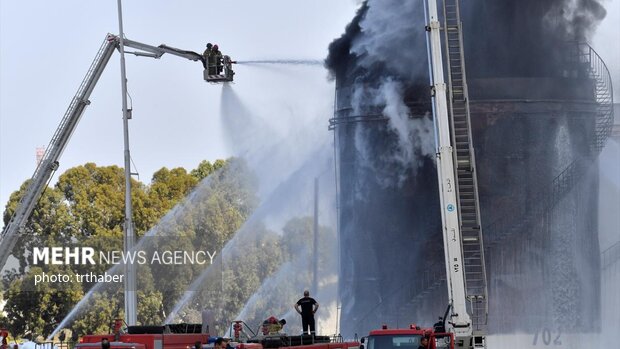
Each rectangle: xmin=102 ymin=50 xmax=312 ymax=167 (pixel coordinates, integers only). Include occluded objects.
xmin=486 ymin=42 xmax=614 ymax=249
xmin=571 ymin=43 xmax=615 ymax=153
xmin=601 ymin=240 xmax=620 ymax=270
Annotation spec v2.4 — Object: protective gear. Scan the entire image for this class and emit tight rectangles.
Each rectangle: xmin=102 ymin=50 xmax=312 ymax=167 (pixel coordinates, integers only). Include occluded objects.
xmin=213 ymin=44 xmax=219 ymax=51
xmin=207 ymin=43 xmax=213 ymax=48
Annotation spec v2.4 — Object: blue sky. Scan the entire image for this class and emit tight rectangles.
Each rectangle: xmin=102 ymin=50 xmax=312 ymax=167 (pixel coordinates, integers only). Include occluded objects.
xmin=1 ymin=0 xmax=618 ymax=229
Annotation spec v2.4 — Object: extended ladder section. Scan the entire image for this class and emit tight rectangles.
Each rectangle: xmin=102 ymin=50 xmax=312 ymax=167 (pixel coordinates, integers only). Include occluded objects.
xmin=441 ymin=0 xmax=488 ymax=339
xmin=0 ymin=36 xmax=117 ymax=269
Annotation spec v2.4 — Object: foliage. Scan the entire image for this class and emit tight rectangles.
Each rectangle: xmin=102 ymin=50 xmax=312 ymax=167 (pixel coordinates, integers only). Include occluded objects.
xmin=190 ymin=160 xmax=226 ymax=182
xmin=3 ymin=266 xmax=83 ymax=337
xmin=1 ymin=158 xmax=242 ymax=336
xmin=70 ymin=290 xmax=123 ymax=336
xmin=1 ymin=157 xmax=328 ymax=340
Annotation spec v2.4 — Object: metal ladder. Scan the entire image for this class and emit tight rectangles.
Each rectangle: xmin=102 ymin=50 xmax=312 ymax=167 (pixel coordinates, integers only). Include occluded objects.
xmin=0 ymin=36 xmax=117 ymax=269
xmin=442 ymin=0 xmax=488 ymax=337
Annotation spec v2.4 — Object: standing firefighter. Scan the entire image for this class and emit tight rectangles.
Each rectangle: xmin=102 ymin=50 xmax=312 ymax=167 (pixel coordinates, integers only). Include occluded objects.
xmin=294 ymin=290 xmax=319 ymax=335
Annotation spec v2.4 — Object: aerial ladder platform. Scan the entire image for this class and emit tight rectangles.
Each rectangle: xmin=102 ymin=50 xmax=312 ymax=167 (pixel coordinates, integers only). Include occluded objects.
xmin=441 ymin=0 xmax=488 ymax=339
xmin=426 ymin=0 xmax=487 ymax=347
xmin=0 ymin=34 xmax=235 ymax=271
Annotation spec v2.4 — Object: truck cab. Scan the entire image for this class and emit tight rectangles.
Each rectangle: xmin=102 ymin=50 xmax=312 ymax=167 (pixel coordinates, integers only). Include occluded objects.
xmin=360 ymin=326 xmax=454 ymax=349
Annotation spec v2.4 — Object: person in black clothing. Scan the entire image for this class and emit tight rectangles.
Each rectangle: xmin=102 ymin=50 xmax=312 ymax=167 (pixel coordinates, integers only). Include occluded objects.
xmin=418 ymin=337 xmax=429 ymax=349
xmin=294 ymin=290 xmax=319 ymax=335
xmin=214 ymin=338 xmax=226 ymax=349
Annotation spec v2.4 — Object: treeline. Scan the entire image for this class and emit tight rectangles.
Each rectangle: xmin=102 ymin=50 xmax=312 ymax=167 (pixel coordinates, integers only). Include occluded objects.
xmin=0 ymin=158 xmax=336 ymax=339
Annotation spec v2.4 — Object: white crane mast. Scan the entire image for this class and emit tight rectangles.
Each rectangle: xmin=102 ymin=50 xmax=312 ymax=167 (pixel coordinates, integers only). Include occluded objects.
xmin=425 ymin=0 xmax=472 ymax=339
xmin=426 ymin=0 xmax=490 ymax=347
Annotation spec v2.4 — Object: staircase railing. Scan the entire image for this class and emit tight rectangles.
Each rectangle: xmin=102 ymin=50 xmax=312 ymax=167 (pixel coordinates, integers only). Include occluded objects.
xmin=486 ymin=42 xmax=614 ymax=249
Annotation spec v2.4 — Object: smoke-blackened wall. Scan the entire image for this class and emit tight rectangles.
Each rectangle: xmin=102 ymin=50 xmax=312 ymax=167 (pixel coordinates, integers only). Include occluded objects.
xmin=328 ymin=0 xmax=607 ymax=337
xmin=463 ymin=0 xmax=606 ymax=78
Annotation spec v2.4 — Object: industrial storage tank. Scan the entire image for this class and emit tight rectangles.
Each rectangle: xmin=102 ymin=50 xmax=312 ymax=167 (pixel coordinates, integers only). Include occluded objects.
xmin=327 ymin=0 xmax=613 ymax=337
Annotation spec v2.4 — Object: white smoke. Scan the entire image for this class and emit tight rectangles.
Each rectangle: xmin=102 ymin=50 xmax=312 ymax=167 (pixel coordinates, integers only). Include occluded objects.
xmin=346 ymin=0 xmax=433 ymax=186
xmin=349 ymin=79 xmax=434 ymax=186
xmin=350 ymin=0 xmax=426 ymax=80
xmin=375 ymin=78 xmax=434 ymax=167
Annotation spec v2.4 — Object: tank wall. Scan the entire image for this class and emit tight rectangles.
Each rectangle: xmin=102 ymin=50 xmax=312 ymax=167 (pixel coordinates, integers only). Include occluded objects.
xmin=334 ymin=74 xmax=602 ymax=335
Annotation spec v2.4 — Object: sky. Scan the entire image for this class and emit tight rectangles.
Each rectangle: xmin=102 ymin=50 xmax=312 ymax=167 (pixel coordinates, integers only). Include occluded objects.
xmin=1 ymin=0 xmax=619 ymax=230
xmin=0 ymin=0 xmax=361 ymax=228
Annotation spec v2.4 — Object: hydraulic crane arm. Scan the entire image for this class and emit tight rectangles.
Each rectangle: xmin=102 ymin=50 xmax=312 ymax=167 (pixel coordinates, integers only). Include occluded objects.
xmin=0 ymin=33 xmax=221 ymax=270
xmin=119 ymin=36 xmax=235 ymax=83
xmin=120 ymin=37 xmax=205 ymax=67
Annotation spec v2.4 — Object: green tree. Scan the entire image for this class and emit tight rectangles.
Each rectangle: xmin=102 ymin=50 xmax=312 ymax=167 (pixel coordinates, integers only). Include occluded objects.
xmin=3 ymin=266 xmax=83 ymax=337
xmin=71 ymin=290 xmax=123 ymax=336
xmin=151 ymin=158 xmax=259 ymax=316
xmin=281 ymin=216 xmax=338 ymax=272
xmin=175 ymin=221 xmax=285 ymax=333
xmin=2 ymin=157 xmax=249 ymax=335
xmin=190 ymin=160 xmax=226 ymax=182
xmin=2 ymin=181 xmax=72 ymax=274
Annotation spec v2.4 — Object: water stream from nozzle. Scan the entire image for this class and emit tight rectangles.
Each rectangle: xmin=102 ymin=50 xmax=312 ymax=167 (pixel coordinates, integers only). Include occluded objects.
xmin=235 ymin=59 xmax=323 ymax=66
xmin=48 ymin=175 xmax=216 ymax=339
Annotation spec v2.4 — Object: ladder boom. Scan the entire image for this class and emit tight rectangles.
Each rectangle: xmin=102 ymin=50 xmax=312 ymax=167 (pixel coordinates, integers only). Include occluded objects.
xmin=425 ymin=0 xmax=488 ymax=347
xmin=0 ymin=36 xmax=117 ymax=269
xmin=425 ymin=0 xmax=472 ymax=335
xmin=442 ymin=0 xmax=488 ymax=343
xmin=120 ymin=37 xmax=205 ymax=65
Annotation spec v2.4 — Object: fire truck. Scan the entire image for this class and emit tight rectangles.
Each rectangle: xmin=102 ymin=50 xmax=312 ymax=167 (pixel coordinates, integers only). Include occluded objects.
xmin=359 ymin=325 xmax=454 ymax=349
xmin=76 ymin=319 xmax=360 ymax=349
xmin=77 ymin=320 xmax=208 ymax=349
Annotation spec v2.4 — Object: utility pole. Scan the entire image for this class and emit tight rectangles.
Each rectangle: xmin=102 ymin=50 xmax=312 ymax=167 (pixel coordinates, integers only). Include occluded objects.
xmin=312 ymin=177 xmax=319 ymax=294
xmin=117 ymin=0 xmax=137 ymax=325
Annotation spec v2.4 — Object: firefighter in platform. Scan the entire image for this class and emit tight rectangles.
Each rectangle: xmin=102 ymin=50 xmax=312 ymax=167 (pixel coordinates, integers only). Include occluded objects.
xmin=212 ymin=44 xmax=223 ymax=74
xmin=202 ymin=43 xmax=215 ymax=75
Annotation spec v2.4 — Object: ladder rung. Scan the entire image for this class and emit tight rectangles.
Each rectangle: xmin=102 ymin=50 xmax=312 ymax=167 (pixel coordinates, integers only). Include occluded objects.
xmin=463 ymin=237 xmax=479 ymax=243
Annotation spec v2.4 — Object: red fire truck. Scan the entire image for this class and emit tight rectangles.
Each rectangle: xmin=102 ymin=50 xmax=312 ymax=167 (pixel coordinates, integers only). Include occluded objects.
xmin=77 ymin=320 xmax=209 ymax=349
xmin=358 ymin=324 xmax=454 ymax=349
xmin=76 ymin=319 xmax=360 ymax=349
